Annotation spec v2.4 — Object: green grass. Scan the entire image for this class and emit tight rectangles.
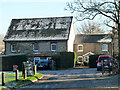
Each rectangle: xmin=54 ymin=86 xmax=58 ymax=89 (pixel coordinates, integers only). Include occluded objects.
xmin=0 ymin=72 xmax=43 ymax=89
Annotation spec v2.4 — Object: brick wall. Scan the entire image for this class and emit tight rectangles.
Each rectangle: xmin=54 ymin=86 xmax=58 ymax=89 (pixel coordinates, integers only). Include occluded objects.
xmin=74 ymin=43 xmax=112 ymax=57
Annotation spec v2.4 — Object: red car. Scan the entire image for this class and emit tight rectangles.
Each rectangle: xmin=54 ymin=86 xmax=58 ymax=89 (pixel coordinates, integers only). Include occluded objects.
xmin=97 ymin=55 xmax=112 ymax=71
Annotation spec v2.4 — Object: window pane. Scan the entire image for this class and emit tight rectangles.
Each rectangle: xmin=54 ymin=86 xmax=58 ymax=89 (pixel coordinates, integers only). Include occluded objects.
xmin=78 ymin=57 xmax=82 ymax=62
xmin=102 ymin=44 xmax=108 ymax=51
xmin=11 ymin=44 xmax=16 ymax=52
xmin=52 ymin=45 xmax=56 ymax=50
xmin=34 ymin=43 xmax=38 ymax=50
xmin=12 ymin=45 xmax=16 ymax=51
xmin=51 ymin=43 xmax=56 ymax=51
xmin=79 ymin=46 xmax=82 ymax=50
xmin=78 ymin=45 xmax=83 ymax=52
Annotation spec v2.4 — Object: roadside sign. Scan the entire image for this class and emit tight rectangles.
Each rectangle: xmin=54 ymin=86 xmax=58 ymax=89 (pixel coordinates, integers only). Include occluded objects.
xmin=13 ymin=65 xmax=18 ymax=72
xmin=102 ymin=59 xmax=110 ymax=74
xmin=24 ymin=61 xmax=34 ymax=76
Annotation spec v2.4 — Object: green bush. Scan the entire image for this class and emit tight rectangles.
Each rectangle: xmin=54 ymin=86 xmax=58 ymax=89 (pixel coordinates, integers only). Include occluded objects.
xmin=74 ymin=52 xmax=78 ymax=67
xmin=52 ymin=52 xmax=74 ymax=69
xmin=1 ymin=53 xmax=27 ymax=71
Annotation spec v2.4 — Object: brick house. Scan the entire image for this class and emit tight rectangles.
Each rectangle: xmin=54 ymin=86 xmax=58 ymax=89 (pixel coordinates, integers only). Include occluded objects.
xmin=4 ymin=16 xmax=75 ymax=65
xmin=74 ymin=34 xmax=112 ymax=65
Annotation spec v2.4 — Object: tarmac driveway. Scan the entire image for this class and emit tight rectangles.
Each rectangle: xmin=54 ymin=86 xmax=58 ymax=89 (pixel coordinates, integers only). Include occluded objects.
xmin=17 ymin=68 xmax=119 ymax=89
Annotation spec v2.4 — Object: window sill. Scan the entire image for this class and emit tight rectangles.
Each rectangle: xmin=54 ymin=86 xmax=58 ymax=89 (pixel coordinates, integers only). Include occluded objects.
xmin=33 ymin=50 xmax=39 ymax=52
xmin=78 ymin=50 xmax=83 ymax=52
xmin=11 ymin=51 xmax=16 ymax=53
xmin=51 ymin=50 xmax=56 ymax=52
xmin=102 ymin=50 xmax=108 ymax=52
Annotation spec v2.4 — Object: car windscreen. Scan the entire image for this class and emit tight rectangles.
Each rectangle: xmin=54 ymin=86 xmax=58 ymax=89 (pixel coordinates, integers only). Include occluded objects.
xmin=99 ymin=57 xmax=110 ymax=62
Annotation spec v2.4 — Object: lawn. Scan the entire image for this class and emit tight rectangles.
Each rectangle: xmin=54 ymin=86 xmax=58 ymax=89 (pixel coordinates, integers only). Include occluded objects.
xmin=0 ymin=72 xmax=43 ymax=89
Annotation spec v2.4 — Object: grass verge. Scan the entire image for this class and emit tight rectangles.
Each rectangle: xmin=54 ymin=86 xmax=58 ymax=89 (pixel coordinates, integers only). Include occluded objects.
xmin=0 ymin=72 xmax=43 ymax=89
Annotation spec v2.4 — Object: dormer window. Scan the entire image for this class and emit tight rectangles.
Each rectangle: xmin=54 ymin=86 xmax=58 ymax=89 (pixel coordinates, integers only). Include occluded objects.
xmin=33 ymin=43 xmax=39 ymax=52
xmin=51 ymin=43 xmax=56 ymax=51
xmin=11 ymin=44 xmax=16 ymax=52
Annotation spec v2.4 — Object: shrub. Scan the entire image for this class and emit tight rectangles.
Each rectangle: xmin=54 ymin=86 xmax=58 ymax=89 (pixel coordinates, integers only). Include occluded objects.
xmin=89 ymin=54 xmax=100 ymax=68
xmin=52 ymin=52 xmax=74 ymax=69
xmin=74 ymin=52 xmax=78 ymax=67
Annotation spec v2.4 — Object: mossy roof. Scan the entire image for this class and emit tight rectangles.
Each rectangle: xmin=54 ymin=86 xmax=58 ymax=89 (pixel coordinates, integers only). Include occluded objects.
xmin=4 ymin=16 xmax=73 ymax=41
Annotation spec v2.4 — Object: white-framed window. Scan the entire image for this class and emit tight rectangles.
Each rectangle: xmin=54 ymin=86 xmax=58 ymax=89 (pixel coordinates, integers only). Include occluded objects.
xmin=34 ymin=57 xmax=40 ymax=65
xmin=33 ymin=43 xmax=39 ymax=52
xmin=78 ymin=56 xmax=83 ymax=63
xmin=78 ymin=45 xmax=83 ymax=52
xmin=11 ymin=44 xmax=16 ymax=52
xmin=51 ymin=43 xmax=56 ymax=51
xmin=102 ymin=44 xmax=108 ymax=51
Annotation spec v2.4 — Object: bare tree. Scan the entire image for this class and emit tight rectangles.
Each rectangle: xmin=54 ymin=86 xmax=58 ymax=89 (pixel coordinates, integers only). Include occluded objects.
xmin=78 ymin=21 xmax=105 ymax=34
xmin=65 ymin=0 xmax=120 ymax=73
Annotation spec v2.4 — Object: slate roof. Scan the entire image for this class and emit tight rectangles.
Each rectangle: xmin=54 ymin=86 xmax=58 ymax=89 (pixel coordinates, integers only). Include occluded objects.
xmin=4 ymin=16 xmax=73 ymax=41
xmin=74 ymin=34 xmax=112 ymax=44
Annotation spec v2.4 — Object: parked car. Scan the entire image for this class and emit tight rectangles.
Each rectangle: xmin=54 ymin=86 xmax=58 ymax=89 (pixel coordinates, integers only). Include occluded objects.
xmin=37 ymin=59 xmax=53 ymax=70
xmin=97 ymin=55 xmax=112 ymax=71
xmin=37 ymin=59 xmax=49 ymax=69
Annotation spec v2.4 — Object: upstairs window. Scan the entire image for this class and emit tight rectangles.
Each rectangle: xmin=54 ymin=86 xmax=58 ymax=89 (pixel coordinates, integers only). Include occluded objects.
xmin=78 ymin=45 xmax=83 ymax=52
xmin=33 ymin=43 xmax=39 ymax=51
xmin=102 ymin=44 xmax=108 ymax=51
xmin=51 ymin=43 xmax=56 ymax=51
xmin=11 ymin=44 xmax=16 ymax=52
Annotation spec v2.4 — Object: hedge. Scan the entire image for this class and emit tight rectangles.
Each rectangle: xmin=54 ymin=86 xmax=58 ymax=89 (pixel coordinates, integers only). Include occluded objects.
xmin=52 ymin=52 xmax=75 ymax=69
xmin=0 ymin=53 xmax=27 ymax=71
xmin=89 ymin=55 xmax=99 ymax=68
xmin=89 ymin=54 xmax=107 ymax=68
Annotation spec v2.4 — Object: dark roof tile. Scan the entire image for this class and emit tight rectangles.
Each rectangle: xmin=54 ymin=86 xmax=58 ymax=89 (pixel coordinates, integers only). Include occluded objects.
xmin=74 ymin=34 xmax=112 ymax=44
xmin=4 ymin=16 xmax=73 ymax=41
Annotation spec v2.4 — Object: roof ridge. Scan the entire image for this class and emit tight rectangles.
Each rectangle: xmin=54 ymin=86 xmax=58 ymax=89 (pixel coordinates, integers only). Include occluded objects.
xmin=12 ymin=16 xmax=73 ymax=20
xmin=76 ymin=33 xmax=111 ymax=35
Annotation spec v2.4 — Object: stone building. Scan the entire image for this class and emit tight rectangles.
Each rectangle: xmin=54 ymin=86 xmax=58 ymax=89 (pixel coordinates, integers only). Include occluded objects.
xmin=4 ymin=16 xmax=76 ymax=64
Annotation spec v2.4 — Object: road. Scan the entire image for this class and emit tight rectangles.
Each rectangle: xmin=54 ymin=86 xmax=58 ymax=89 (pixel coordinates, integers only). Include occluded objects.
xmin=17 ymin=68 xmax=119 ymax=89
